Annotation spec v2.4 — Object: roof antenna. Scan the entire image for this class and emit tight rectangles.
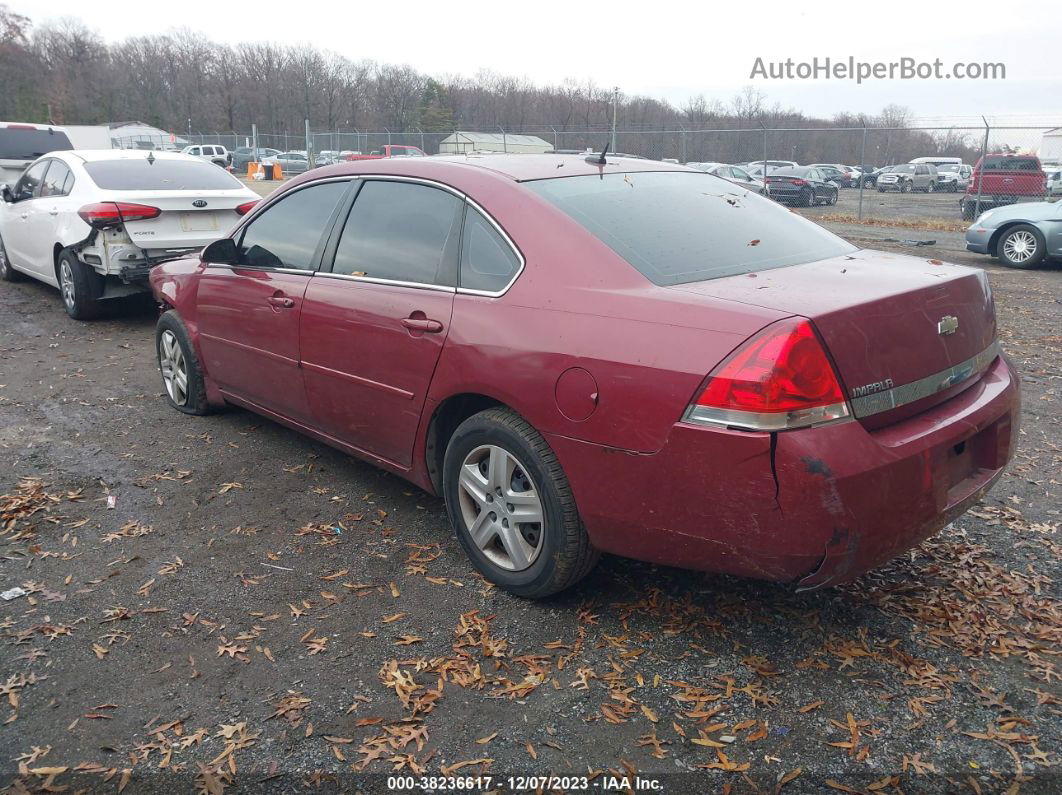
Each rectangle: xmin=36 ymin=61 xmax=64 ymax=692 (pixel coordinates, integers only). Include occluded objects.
xmin=586 ymin=142 xmax=609 ymax=166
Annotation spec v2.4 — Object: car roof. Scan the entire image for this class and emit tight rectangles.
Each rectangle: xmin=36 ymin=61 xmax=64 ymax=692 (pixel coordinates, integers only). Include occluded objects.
xmin=307 ymin=153 xmax=692 ymax=183
xmin=57 ymin=149 xmax=206 ymax=164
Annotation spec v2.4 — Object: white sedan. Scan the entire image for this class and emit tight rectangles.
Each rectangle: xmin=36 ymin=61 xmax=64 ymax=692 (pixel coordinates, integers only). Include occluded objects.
xmin=0 ymin=150 xmax=259 ymax=319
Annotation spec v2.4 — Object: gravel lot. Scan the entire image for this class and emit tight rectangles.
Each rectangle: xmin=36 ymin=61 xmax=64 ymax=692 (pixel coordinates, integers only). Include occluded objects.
xmin=1 ymin=224 xmax=1059 ymax=794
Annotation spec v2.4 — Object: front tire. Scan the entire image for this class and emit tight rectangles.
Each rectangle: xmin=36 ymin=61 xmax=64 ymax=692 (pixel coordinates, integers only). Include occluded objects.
xmin=997 ymin=224 xmax=1047 ymax=269
xmin=0 ymin=235 xmax=21 ymax=282
xmin=58 ymin=249 xmax=103 ymax=320
xmin=156 ymin=310 xmax=212 ymax=414
xmin=443 ymin=407 xmax=598 ymax=598
xmin=900 ymin=180 xmax=912 ymax=193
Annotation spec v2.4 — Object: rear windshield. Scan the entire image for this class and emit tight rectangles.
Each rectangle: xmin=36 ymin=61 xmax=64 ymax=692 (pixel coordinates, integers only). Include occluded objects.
xmin=84 ymin=159 xmax=243 ymax=190
xmin=526 ymin=171 xmax=855 ymax=286
xmin=982 ymin=157 xmax=1040 ymax=171
xmin=0 ymin=127 xmax=73 ymax=161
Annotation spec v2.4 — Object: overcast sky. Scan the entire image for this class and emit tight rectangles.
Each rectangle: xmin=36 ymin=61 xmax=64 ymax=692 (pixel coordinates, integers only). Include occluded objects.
xmin=9 ymin=0 xmax=1060 ymax=125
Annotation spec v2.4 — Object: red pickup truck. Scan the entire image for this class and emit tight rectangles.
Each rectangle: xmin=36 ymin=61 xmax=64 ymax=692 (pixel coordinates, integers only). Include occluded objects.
xmin=961 ymin=154 xmax=1047 ymax=219
xmin=344 ymin=145 xmax=426 ymax=161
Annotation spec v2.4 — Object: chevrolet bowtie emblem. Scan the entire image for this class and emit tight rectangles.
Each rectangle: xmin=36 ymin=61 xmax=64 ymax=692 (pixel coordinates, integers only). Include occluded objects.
xmin=937 ymin=315 xmax=959 ymax=335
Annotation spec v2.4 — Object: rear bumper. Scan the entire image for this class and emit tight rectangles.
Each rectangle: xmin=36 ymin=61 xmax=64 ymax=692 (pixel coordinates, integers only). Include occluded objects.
xmin=549 ymin=354 xmax=1019 ymax=588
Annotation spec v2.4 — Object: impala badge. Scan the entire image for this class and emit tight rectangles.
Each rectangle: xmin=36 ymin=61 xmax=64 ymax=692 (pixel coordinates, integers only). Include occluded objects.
xmin=192 ymin=199 xmax=208 ymax=208
xmin=937 ymin=315 xmax=959 ymax=336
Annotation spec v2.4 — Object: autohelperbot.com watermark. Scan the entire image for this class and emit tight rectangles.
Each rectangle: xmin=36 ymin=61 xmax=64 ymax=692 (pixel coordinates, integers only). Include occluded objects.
xmin=750 ymin=56 xmax=1006 ymax=83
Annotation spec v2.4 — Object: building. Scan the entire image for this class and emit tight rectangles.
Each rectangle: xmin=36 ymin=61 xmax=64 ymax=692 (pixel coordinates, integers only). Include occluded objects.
xmin=437 ymin=131 xmax=552 ymax=155
xmin=1040 ymin=128 xmax=1061 ymax=165
xmin=106 ymin=121 xmax=188 ymax=150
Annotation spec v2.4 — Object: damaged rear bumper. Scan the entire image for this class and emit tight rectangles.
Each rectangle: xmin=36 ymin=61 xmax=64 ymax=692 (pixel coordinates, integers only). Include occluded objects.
xmin=546 ymin=354 xmax=1019 ymax=588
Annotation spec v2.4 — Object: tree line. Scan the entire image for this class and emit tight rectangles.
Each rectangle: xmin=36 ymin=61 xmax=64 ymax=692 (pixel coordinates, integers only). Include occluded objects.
xmin=0 ymin=5 xmax=990 ymax=164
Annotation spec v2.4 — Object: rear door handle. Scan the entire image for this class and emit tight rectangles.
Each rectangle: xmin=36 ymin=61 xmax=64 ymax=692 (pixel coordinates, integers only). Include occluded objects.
xmin=401 ymin=317 xmax=444 ymax=333
xmin=268 ymin=295 xmax=295 ymax=308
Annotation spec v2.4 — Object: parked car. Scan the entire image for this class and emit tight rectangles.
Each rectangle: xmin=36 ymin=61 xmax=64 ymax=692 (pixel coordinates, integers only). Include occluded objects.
xmin=809 ymin=164 xmax=849 ymax=188
xmin=877 ymin=163 xmax=938 ymax=193
xmin=765 ymin=166 xmax=839 ymax=206
xmin=965 ymin=200 xmax=1062 ymax=268
xmin=231 ymin=147 xmax=281 ymax=171
xmin=1045 ymin=165 xmax=1062 ymax=197
xmin=261 ymin=151 xmax=310 ymax=175
xmin=808 ymin=164 xmax=855 ymax=187
xmin=0 ymin=121 xmax=74 ymax=185
xmin=859 ymin=166 xmax=891 ymax=188
xmin=933 ymin=162 xmax=972 ymax=192
xmin=686 ymin=162 xmax=766 ymax=193
xmin=0 ymin=150 xmax=259 ymax=319
xmin=147 ymin=156 xmax=1018 ymax=598
xmin=344 ymin=145 xmax=426 ymax=161
xmin=743 ymin=159 xmax=798 ymax=170
xmin=960 ymin=154 xmax=1048 ymax=220
xmin=181 ymin=144 xmax=231 ymax=168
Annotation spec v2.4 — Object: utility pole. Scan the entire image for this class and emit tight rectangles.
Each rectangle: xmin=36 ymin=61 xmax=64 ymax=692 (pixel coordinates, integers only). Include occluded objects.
xmin=611 ymin=87 xmax=619 ymax=153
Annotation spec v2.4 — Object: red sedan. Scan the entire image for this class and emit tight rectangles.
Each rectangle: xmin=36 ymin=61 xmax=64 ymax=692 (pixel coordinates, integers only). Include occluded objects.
xmin=149 ymin=155 xmax=1019 ymax=598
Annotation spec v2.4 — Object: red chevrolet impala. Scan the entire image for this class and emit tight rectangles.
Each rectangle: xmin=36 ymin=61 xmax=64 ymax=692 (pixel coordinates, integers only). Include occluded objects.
xmin=149 ymin=154 xmax=1019 ymax=598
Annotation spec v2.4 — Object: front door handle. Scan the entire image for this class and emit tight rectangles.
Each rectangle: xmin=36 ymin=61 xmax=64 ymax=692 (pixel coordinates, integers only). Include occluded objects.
xmin=19 ymin=213 xmax=28 ymax=220
xmin=268 ymin=295 xmax=295 ymax=309
xmin=401 ymin=317 xmax=444 ymax=333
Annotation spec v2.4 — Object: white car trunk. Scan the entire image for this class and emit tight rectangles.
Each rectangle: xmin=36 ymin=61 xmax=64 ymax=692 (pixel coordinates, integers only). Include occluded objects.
xmin=114 ymin=190 xmax=251 ymax=251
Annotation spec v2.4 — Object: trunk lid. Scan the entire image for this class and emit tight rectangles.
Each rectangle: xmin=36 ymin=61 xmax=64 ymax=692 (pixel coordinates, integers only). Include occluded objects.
xmin=670 ymin=250 xmax=998 ymax=427
xmin=115 ymin=190 xmax=250 ymax=252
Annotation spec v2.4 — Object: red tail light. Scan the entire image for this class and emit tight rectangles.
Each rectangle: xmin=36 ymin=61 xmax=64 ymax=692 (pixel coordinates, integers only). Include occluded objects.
xmin=683 ymin=318 xmax=850 ymax=431
xmin=235 ymin=200 xmax=258 ymax=216
xmin=789 ymin=178 xmax=808 ymax=186
xmin=78 ymin=202 xmax=161 ymax=229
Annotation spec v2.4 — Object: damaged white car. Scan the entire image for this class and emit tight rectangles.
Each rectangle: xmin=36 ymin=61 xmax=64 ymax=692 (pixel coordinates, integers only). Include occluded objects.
xmin=0 ymin=150 xmax=258 ymax=319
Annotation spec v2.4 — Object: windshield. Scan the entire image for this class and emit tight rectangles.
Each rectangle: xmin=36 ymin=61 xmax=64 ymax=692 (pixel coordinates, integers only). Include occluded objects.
xmin=84 ymin=159 xmax=244 ymax=190
xmin=893 ymin=165 xmax=915 ymax=173
xmin=526 ymin=171 xmax=855 ymax=286
xmin=0 ymin=127 xmax=74 ymax=161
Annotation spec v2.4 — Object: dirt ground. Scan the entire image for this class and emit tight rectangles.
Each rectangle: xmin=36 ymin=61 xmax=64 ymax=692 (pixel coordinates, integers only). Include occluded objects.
xmin=1 ymin=226 xmax=1059 ymax=794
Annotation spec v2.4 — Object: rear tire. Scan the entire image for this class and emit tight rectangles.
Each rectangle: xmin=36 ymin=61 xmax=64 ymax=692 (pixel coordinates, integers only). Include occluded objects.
xmin=996 ymin=224 xmax=1047 ymax=269
xmin=798 ymin=188 xmax=813 ymax=207
xmin=961 ymin=200 xmax=978 ymax=221
xmin=0 ymin=235 xmax=21 ymax=282
xmin=58 ymin=248 xmax=103 ymax=320
xmin=155 ymin=310 xmax=212 ymax=415
xmin=827 ymin=188 xmax=838 ymax=206
xmin=443 ymin=407 xmax=598 ymax=598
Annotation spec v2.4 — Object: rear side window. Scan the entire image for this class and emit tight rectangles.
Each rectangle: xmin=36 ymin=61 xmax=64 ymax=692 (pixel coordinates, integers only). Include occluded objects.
xmin=332 ymin=180 xmax=461 ymax=285
xmin=40 ymin=161 xmax=72 ymax=197
xmin=460 ymin=207 xmax=520 ymax=292
xmin=982 ymin=157 xmax=1040 ymax=171
xmin=0 ymin=127 xmax=73 ymax=160
xmin=84 ymin=159 xmax=243 ymax=190
xmin=237 ymin=181 xmax=348 ymax=270
xmin=527 ymin=171 xmax=854 ymax=286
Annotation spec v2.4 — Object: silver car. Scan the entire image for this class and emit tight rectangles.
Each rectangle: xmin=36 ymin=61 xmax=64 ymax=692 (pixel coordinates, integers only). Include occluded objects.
xmin=686 ymin=162 xmax=767 ymax=193
xmin=261 ymin=151 xmax=310 ymax=175
xmin=965 ymin=200 xmax=1062 ymax=268
xmin=934 ymin=163 xmax=972 ymax=193
xmin=877 ymin=163 xmax=938 ymax=193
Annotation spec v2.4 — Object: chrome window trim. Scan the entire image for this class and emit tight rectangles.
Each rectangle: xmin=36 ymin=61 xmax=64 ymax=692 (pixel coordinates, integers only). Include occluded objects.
xmin=204 ymin=264 xmax=315 ymax=275
xmin=311 ymin=270 xmax=456 ymax=293
xmin=849 ymin=340 xmax=1000 ymax=418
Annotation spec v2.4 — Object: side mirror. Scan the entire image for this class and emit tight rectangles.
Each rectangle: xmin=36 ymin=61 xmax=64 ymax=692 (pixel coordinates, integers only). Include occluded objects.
xmin=202 ymin=237 xmax=239 ymax=265
xmin=0 ymin=184 xmax=12 ymax=203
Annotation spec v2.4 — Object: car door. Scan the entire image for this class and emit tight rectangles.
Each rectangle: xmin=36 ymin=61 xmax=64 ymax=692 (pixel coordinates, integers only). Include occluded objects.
xmin=21 ymin=159 xmax=73 ymax=279
xmin=1 ymin=159 xmax=50 ymax=271
xmin=195 ymin=179 xmax=351 ymax=422
xmin=300 ymin=178 xmax=463 ymax=469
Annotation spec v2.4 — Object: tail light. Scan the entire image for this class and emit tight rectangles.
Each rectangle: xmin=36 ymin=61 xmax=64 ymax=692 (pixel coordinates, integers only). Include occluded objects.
xmin=683 ymin=318 xmax=850 ymax=431
xmin=235 ymin=200 xmax=258 ymax=216
xmin=78 ymin=202 xmax=161 ymax=229
xmin=789 ymin=179 xmax=807 ymax=186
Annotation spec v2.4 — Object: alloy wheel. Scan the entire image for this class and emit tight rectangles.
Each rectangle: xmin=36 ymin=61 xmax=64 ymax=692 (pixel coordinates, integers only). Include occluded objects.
xmin=457 ymin=444 xmax=544 ymax=571
xmin=59 ymin=260 xmax=75 ymax=310
xmin=0 ymin=243 xmax=8 ymax=277
xmin=1002 ymin=230 xmax=1038 ymax=264
xmin=159 ymin=329 xmax=189 ymax=406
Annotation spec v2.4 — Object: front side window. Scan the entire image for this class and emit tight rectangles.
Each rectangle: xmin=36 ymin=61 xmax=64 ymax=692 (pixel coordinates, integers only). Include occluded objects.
xmin=460 ymin=207 xmax=520 ymax=292
xmin=332 ymin=180 xmax=461 ymax=285
xmin=527 ymin=171 xmax=855 ymax=286
xmin=13 ymin=161 xmax=49 ymax=201
xmin=237 ymin=181 xmax=348 ymax=270
xmin=40 ymin=161 xmax=72 ymax=197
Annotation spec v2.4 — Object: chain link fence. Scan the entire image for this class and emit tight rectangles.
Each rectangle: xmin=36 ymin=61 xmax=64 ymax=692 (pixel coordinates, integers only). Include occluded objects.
xmin=112 ymin=124 xmax=1060 ymax=226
